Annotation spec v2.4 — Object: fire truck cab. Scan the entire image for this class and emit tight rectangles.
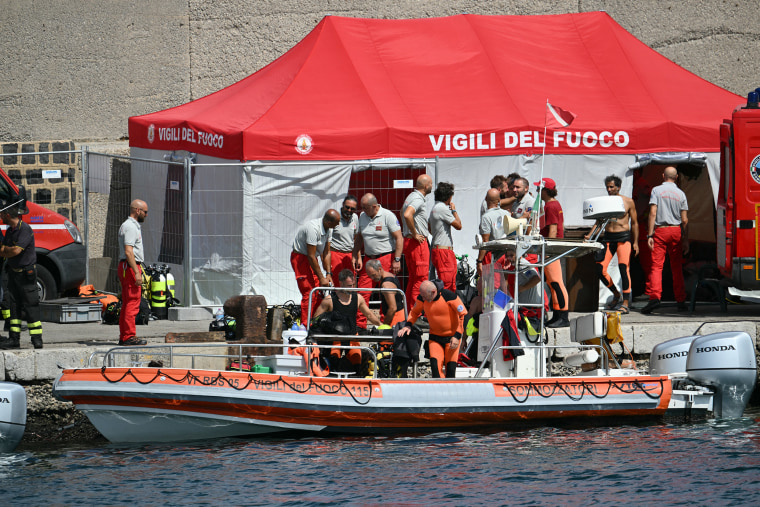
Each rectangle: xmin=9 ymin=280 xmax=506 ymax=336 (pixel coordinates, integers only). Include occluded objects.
xmin=0 ymin=169 xmax=85 ymax=300
xmin=717 ymin=88 xmax=760 ymax=289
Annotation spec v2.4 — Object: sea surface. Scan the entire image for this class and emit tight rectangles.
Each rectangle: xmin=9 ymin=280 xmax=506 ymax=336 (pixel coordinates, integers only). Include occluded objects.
xmin=2 ymin=407 xmax=760 ymax=506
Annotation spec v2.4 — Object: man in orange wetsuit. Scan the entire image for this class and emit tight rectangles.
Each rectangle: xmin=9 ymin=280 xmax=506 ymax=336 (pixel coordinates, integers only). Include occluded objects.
xmin=398 ymin=280 xmax=467 ymax=378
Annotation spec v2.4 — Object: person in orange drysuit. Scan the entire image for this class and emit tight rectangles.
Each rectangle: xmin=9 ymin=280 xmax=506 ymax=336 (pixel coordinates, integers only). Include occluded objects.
xmin=398 ymin=280 xmax=467 ymax=378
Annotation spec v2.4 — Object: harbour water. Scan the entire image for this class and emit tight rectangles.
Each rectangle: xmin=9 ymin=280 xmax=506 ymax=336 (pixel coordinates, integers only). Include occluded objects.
xmin=3 ymin=407 xmax=760 ymax=505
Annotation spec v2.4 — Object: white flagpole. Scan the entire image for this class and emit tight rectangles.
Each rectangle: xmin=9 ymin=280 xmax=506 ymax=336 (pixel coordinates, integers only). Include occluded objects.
xmin=529 ymin=100 xmax=549 ymax=235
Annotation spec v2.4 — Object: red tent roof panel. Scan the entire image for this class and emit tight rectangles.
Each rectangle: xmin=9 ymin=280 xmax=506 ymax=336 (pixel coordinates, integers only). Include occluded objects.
xmin=129 ymin=12 xmax=743 ymax=160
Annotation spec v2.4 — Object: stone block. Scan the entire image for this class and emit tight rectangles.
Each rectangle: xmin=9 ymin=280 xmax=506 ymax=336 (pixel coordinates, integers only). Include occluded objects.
xmin=698 ymin=321 xmax=756 ymax=345
xmin=169 ymin=306 xmax=212 ymax=321
xmin=27 ymin=169 xmax=43 ymax=185
xmin=7 ymin=170 xmax=21 ymax=185
xmin=550 ymin=327 xmax=575 ymax=358
xmin=52 ymin=142 xmax=71 ymax=164
xmin=88 ymin=257 xmax=112 ymax=291
xmin=2 ymin=350 xmax=37 ymax=381
xmin=55 ymin=187 xmax=69 ymax=203
xmin=38 ymin=142 xmax=49 ymax=164
xmin=36 ymin=348 xmax=97 ymax=379
xmin=165 ymin=331 xmax=225 ymax=343
xmin=632 ymin=322 xmax=701 ymax=354
xmin=224 ymin=295 xmax=268 ymax=343
xmin=2 ymin=143 xmax=18 ymax=165
xmin=21 ymin=143 xmax=36 ymax=164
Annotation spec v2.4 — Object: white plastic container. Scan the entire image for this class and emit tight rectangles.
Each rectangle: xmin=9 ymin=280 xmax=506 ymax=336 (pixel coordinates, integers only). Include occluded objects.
xmin=259 ymin=354 xmax=307 ymax=375
xmin=281 ymin=330 xmax=308 ymax=354
xmin=455 ymin=367 xmax=480 ymax=378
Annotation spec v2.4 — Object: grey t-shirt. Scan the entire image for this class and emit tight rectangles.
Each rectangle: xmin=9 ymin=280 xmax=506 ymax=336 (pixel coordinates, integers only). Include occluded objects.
xmin=511 ymin=192 xmax=534 ymax=218
xmin=650 ymin=182 xmax=688 ymax=226
xmin=118 ymin=216 xmax=144 ymax=263
xmin=292 ymin=218 xmax=332 ymax=256
xmin=401 ymin=189 xmax=429 ymax=237
xmin=429 ymin=201 xmax=456 ymax=247
xmin=479 ymin=207 xmax=510 ymax=240
xmin=357 ymin=206 xmax=400 ymax=256
xmin=331 ymin=214 xmax=358 ymax=252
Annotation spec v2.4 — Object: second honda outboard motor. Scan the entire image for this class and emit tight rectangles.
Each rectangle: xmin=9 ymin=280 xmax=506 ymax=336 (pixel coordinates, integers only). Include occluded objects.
xmin=651 ymin=331 xmax=756 ymax=419
xmin=686 ymin=332 xmax=757 ymax=419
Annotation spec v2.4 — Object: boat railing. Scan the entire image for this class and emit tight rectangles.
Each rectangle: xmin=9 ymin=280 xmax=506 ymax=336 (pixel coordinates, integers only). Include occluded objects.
xmin=86 ymin=342 xmax=384 ymax=377
xmin=476 ymin=343 xmax=612 ymax=377
xmin=306 ymin=285 xmax=408 ymax=331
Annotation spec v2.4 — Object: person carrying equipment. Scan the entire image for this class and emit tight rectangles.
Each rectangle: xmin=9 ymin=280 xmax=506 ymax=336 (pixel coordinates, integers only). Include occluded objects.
xmin=398 ymin=280 xmax=467 ymax=378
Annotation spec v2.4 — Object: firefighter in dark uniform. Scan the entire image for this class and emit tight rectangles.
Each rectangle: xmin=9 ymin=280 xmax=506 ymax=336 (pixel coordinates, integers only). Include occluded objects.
xmin=0 ymin=198 xmax=42 ymax=349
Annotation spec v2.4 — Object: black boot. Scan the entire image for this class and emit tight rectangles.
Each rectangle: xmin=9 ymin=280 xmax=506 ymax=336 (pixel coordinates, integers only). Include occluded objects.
xmin=547 ymin=310 xmax=570 ymax=328
xmin=0 ymin=335 xmax=20 ymax=349
xmin=31 ymin=336 xmax=43 ymax=349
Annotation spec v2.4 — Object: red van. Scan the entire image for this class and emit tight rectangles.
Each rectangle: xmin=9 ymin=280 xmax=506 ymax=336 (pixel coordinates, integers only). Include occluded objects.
xmin=717 ymin=91 xmax=760 ymax=289
xmin=0 ymin=168 xmax=85 ymax=300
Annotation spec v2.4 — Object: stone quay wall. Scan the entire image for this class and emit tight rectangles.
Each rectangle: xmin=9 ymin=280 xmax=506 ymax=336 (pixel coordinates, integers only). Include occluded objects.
xmin=1 ymin=1 xmax=758 ymax=146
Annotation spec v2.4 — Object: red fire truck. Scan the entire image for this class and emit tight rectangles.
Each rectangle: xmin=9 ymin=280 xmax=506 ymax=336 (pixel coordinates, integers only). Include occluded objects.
xmin=718 ymin=88 xmax=760 ymax=289
xmin=0 ymin=169 xmax=85 ymax=300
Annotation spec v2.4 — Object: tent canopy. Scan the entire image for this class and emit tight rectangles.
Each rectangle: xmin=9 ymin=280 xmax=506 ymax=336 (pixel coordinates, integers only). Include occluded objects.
xmin=129 ymin=12 xmax=742 ymax=161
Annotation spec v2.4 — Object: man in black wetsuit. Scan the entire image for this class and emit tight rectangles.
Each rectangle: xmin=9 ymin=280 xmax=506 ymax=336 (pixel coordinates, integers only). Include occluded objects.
xmin=312 ymin=268 xmax=382 ymax=370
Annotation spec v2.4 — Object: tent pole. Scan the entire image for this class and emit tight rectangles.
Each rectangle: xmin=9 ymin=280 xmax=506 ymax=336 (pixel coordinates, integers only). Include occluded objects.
xmin=183 ymin=157 xmax=192 ymax=307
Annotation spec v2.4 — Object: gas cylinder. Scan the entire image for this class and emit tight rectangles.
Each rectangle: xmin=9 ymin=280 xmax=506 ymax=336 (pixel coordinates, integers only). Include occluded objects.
xmin=149 ymin=265 xmax=168 ymax=319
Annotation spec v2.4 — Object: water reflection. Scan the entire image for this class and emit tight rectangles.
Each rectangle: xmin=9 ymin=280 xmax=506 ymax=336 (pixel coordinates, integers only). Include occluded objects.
xmin=2 ymin=408 xmax=759 ymax=504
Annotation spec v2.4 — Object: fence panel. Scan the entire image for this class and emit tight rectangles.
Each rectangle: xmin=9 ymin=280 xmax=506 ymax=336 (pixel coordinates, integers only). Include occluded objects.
xmin=87 ymin=152 xmax=186 ymax=298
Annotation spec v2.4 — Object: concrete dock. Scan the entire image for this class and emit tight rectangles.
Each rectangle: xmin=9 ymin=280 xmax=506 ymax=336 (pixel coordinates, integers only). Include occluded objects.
xmin=3 ymin=300 xmax=759 ymax=381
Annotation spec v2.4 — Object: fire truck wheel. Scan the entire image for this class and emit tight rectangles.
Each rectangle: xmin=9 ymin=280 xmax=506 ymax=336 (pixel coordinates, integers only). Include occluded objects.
xmin=35 ymin=265 xmax=58 ymax=302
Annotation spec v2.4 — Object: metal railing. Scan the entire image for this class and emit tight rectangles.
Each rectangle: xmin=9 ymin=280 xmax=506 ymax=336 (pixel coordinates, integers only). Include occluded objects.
xmin=87 ymin=342 xmax=381 ymax=378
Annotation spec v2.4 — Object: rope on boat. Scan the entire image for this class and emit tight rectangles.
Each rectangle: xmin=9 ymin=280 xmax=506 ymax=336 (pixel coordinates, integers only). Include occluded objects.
xmin=98 ymin=366 xmax=375 ymax=405
xmin=501 ymin=377 xmax=665 ymax=404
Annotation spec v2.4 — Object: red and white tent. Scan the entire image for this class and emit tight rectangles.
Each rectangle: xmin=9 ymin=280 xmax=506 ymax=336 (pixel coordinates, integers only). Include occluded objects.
xmin=128 ymin=12 xmax=743 ymax=305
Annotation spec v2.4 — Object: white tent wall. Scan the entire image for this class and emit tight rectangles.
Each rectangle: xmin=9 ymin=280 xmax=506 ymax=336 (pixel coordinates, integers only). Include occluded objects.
xmin=246 ymin=162 xmax=353 ymax=305
xmin=127 ymin=149 xmax=721 ymax=307
xmin=438 ymin=154 xmax=640 ymax=260
xmin=131 ymin=148 xmax=245 ymax=307
xmin=191 ymin=156 xmax=245 ymax=306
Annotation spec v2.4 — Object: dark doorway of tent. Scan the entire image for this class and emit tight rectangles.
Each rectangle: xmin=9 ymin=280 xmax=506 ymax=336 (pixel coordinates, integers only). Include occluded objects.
xmin=629 ymin=163 xmax=717 ymax=303
xmin=347 ymin=166 xmax=426 ymax=312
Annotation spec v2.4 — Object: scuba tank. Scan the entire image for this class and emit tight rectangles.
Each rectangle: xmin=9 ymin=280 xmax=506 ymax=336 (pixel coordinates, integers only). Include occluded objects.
xmin=149 ymin=264 xmax=168 ymax=319
xmin=165 ymin=265 xmax=179 ymax=306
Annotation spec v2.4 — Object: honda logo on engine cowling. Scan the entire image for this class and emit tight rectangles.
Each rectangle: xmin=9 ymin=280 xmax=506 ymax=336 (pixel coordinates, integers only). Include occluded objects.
xmin=695 ymin=345 xmax=736 ymax=353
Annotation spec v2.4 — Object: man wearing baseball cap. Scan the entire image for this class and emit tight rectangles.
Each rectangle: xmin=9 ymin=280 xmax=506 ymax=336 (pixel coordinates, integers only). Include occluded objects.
xmin=534 ymin=178 xmax=569 ymax=328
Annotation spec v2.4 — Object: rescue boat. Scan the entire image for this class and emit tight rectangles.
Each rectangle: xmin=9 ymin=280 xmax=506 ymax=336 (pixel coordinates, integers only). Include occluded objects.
xmin=52 ymin=198 xmax=757 ymax=443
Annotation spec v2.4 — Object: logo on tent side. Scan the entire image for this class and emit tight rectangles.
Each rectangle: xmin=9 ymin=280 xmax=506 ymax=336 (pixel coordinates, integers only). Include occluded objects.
xmin=148 ymin=124 xmax=155 ymax=144
xmin=296 ymin=134 xmax=313 ymax=155
xmin=751 ymin=155 xmax=760 ymax=184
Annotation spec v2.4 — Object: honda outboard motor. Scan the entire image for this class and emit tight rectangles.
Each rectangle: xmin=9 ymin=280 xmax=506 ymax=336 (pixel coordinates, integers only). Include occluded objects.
xmin=686 ymin=332 xmax=756 ymax=419
xmin=650 ymin=335 xmax=699 ymax=375
xmin=651 ymin=332 xmax=756 ymax=419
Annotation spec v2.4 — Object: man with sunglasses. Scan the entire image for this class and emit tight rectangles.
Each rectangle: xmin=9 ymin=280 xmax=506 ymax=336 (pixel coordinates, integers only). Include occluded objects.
xmin=117 ymin=199 xmax=149 ymax=346
xmin=331 ymin=195 xmax=359 ymax=280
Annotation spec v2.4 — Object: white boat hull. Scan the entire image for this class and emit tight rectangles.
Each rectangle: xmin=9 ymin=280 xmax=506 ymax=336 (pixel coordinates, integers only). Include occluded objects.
xmin=54 ymin=367 xmax=675 ymax=443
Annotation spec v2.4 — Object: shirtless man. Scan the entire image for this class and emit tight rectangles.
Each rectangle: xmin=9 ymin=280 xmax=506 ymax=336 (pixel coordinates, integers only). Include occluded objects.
xmin=584 ymin=175 xmax=639 ymax=313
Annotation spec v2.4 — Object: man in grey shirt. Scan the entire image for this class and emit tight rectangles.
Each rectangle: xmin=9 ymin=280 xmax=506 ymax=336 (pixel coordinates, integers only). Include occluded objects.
xmin=641 ymin=166 xmax=689 ymax=314
xmin=401 ymin=174 xmax=433 ymax=309
xmin=429 ymin=181 xmax=462 ymax=291
xmin=117 ymin=199 xmax=148 ymax=346
xmin=510 ymin=177 xmax=534 ymax=219
xmin=330 ymin=195 xmax=359 ymax=278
